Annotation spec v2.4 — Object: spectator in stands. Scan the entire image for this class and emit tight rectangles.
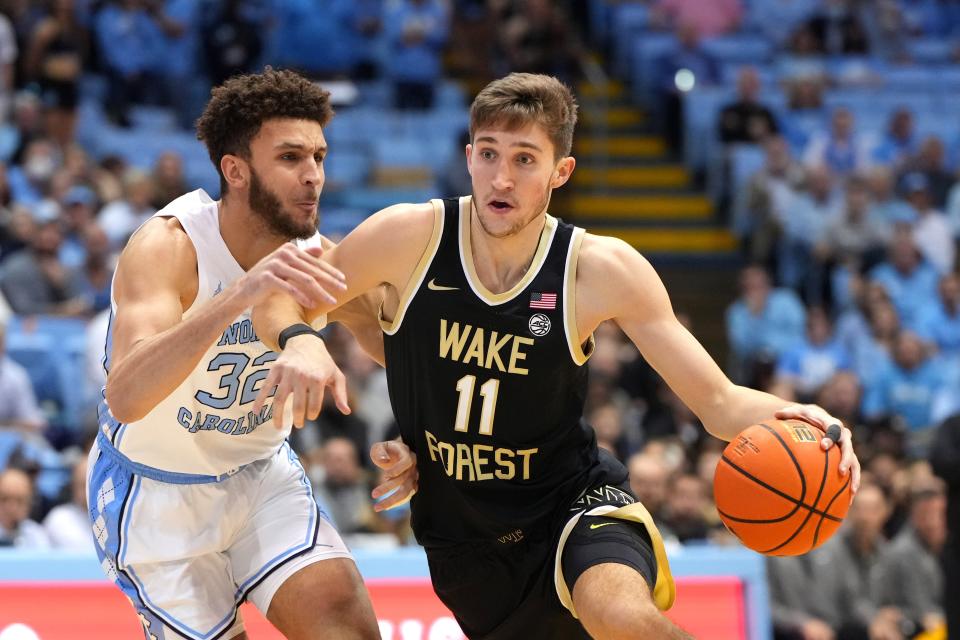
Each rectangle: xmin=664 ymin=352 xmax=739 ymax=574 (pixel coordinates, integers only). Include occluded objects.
xmin=150 ymin=150 xmax=187 ymax=211
xmin=42 ymin=456 xmax=90 ymax=550
xmin=56 ymin=184 xmax=96 ymax=269
xmin=726 ymin=265 xmax=806 ymax=386
xmin=627 ymin=452 xmax=673 ymax=536
xmin=803 ymin=107 xmax=872 ymax=177
xmin=499 ymin=0 xmax=581 ymax=81
xmin=869 ymin=226 xmax=939 ymax=330
xmin=96 ymin=168 xmax=156 ymax=250
xmin=0 ymin=218 xmax=87 ymax=316
xmin=74 ymin=221 xmax=112 ymax=314
xmin=650 ymin=0 xmax=742 ymax=38
xmin=779 ymin=164 xmax=842 ymax=301
xmin=94 ymin=0 xmax=164 ymax=127
xmin=24 ymin=0 xmax=85 ymax=149
xmin=0 ymin=204 xmax=32 ymax=264
xmin=771 ymin=306 xmax=851 ymax=402
xmin=901 ymin=172 xmax=954 ymax=275
xmin=660 ymin=473 xmax=712 ymax=544
xmin=717 ymin=67 xmax=779 ymax=145
xmin=815 ymin=482 xmax=894 ymax=639
xmin=0 ymin=320 xmax=46 ymax=435
xmin=589 ymin=402 xmax=627 ymax=460
xmin=641 ymin=380 xmax=706 ymax=450
xmin=827 ymin=174 xmax=889 ymax=254
xmin=657 ymin=21 xmax=721 ymax=152
xmin=874 ymin=486 xmax=947 ymax=637
xmin=802 ymin=0 xmax=870 ymax=55
xmin=816 ymin=371 xmax=865 ymax=443
xmin=736 ymin=135 xmax=805 ymax=268
xmin=866 ymin=165 xmax=908 ymax=228
xmin=848 ymin=298 xmax=900 ymax=391
xmin=901 ymin=136 xmax=953 ymax=209
xmin=150 ymin=0 xmax=202 ymax=130
xmin=312 ymin=436 xmax=375 ymax=535
xmin=930 ymin=414 xmax=960 ymax=640
xmin=855 ymin=0 xmax=909 ymax=61
xmin=346 ymin=0 xmax=384 ymax=79
xmin=915 ymin=273 xmax=960 ymax=356
xmin=198 ymin=0 xmax=264 ymax=87
xmin=7 ymin=138 xmax=60 ymax=206
xmin=0 ymin=467 xmax=49 ymax=548
xmin=384 ymin=0 xmax=450 ymax=110
xmin=871 ymin=108 xmax=917 ymax=171
xmin=863 ymin=331 xmax=949 ymax=447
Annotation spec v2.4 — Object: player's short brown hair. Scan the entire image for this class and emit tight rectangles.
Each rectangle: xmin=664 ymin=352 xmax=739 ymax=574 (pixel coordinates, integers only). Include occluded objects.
xmin=196 ymin=68 xmax=333 ymax=194
xmin=469 ymin=73 xmax=578 ymax=159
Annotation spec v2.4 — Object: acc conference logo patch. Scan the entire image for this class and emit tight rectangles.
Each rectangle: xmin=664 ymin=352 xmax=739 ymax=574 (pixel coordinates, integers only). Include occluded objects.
xmin=528 ymin=313 xmax=551 ymax=337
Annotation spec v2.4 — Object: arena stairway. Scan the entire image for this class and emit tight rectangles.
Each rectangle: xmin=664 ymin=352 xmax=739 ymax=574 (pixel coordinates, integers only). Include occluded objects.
xmin=555 ymin=81 xmax=737 ymax=261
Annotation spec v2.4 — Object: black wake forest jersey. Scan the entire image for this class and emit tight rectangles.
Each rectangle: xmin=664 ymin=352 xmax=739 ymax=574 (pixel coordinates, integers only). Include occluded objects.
xmin=382 ymin=196 xmax=620 ymax=549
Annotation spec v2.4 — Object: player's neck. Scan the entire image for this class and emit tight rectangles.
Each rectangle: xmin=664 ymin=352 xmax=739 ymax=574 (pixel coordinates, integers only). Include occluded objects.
xmin=468 ymin=202 xmax=546 ymax=294
xmin=218 ymin=196 xmax=287 ymax=271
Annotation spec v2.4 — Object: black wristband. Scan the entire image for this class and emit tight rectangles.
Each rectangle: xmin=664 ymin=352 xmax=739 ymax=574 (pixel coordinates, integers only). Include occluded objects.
xmin=277 ymin=323 xmax=324 ymax=350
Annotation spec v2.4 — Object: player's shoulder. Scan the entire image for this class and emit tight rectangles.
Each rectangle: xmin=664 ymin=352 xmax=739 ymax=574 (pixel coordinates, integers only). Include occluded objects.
xmin=118 ymin=216 xmax=197 ymax=280
xmin=578 ymin=232 xmax=649 ymax=274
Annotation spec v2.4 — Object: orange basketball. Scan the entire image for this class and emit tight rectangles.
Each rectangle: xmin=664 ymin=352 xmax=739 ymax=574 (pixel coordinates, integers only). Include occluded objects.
xmin=713 ymin=419 xmax=852 ymax=556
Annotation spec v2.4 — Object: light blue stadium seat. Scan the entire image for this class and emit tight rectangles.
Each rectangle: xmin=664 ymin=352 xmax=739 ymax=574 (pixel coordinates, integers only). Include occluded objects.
xmin=325 ymin=149 xmax=371 ymax=188
xmin=702 ymin=34 xmax=772 ymax=65
xmin=907 ymin=38 xmax=954 ymax=64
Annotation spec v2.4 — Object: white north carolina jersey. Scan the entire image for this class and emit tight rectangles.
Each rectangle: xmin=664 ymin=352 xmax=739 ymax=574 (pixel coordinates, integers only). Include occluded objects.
xmin=98 ymin=189 xmax=324 ymax=478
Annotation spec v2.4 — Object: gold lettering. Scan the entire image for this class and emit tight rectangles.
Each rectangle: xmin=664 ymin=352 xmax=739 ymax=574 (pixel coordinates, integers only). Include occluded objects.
xmin=439 ymin=319 xmax=470 ymax=361
xmin=426 ymin=430 xmax=441 ymax=463
xmin=462 ymin=327 xmax=485 ymax=367
xmin=507 ymin=336 xmax=535 ymax=375
xmin=437 ymin=440 xmax=455 ymax=476
xmin=495 ymin=448 xmax=515 ymax=480
xmin=473 ymin=444 xmax=494 ymax=481
xmin=517 ymin=448 xmax=538 ymax=480
xmin=484 ymin=331 xmax=511 ymax=372
xmin=455 ymin=443 xmax=475 ymax=481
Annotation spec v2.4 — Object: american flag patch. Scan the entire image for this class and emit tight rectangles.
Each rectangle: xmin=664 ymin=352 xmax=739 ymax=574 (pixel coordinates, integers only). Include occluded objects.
xmin=529 ymin=292 xmax=557 ymax=310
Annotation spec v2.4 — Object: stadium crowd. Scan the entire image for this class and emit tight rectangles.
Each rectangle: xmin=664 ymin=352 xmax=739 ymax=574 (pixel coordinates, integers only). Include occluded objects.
xmin=0 ymin=1 xmax=954 ymax=639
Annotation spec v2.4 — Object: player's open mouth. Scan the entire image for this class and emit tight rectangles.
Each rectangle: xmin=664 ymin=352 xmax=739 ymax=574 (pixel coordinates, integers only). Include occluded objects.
xmin=488 ymin=200 xmax=514 ymax=212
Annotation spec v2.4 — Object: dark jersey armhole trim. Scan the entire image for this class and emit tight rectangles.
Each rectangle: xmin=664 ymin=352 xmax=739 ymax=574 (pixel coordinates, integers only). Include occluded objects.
xmin=379 ymin=200 xmax=445 ymax=335
xmin=563 ymin=227 xmax=594 ymax=366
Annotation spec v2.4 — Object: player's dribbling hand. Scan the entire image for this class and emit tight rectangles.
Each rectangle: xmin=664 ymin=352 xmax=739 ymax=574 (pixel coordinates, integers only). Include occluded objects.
xmin=370 ymin=440 xmax=418 ymax=511
xmin=252 ymin=333 xmax=351 ymax=429
xmin=775 ymin=404 xmax=861 ymax=501
xmin=238 ymin=244 xmax=347 ymax=308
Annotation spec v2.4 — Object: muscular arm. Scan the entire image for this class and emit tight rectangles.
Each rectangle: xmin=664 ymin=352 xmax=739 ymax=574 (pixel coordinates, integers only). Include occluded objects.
xmin=577 ymin=235 xmax=840 ymax=442
xmin=329 ymin=288 xmax=387 ymax=367
xmin=105 ymin=217 xmax=252 ymax=422
xmin=253 ymin=202 xmax=436 ymax=350
xmin=106 ymin=217 xmax=339 ymax=423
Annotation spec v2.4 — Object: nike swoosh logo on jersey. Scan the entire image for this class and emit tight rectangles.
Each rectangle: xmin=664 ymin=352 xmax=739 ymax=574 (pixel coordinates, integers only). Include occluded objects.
xmin=589 ymin=522 xmax=617 ymax=530
xmin=427 ymin=278 xmax=458 ymax=291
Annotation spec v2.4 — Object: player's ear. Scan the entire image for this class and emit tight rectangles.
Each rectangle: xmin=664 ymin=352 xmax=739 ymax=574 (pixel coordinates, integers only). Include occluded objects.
xmin=551 ymin=156 xmax=575 ymax=189
xmin=221 ymin=154 xmax=249 ymax=190
xmin=465 ymin=143 xmax=474 ymax=175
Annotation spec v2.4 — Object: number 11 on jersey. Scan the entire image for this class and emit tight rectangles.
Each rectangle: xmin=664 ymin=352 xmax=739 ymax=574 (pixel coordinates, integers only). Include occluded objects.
xmin=454 ymin=374 xmax=500 ymax=435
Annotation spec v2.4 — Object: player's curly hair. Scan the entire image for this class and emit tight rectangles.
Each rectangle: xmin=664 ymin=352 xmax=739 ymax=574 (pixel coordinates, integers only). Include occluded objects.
xmin=470 ymin=73 xmax=578 ymax=159
xmin=196 ymin=68 xmax=333 ymax=195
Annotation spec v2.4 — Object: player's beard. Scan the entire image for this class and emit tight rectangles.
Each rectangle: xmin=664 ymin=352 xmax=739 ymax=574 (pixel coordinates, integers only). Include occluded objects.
xmin=248 ymin=167 xmax=317 ymax=240
xmin=474 ymin=182 xmax=552 ymax=239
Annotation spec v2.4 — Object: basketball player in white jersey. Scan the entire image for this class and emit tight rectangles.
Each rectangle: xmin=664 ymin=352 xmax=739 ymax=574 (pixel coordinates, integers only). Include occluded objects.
xmin=87 ymin=69 xmax=416 ymax=640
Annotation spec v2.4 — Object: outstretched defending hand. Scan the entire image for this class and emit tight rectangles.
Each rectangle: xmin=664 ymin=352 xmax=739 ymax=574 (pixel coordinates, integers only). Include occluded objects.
xmin=237 ymin=243 xmax=347 ymax=309
xmin=370 ymin=440 xmax=418 ymax=512
xmin=253 ymin=333 xmax=351 ymax=429
xmin=775 ymin=403 xmax=861 ymax=501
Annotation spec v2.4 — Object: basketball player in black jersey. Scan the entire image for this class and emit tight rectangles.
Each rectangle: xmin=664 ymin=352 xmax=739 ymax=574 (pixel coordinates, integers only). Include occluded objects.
xmin=252 ymin=73 xmax=861 ymax=639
